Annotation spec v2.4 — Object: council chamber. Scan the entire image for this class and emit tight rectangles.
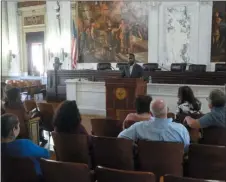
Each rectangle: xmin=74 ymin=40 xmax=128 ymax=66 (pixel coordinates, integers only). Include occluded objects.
xmin=1 ymin=1 xmax=226 ymax=182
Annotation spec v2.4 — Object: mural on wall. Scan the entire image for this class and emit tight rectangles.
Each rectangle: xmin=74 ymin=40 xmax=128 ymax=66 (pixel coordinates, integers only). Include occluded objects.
xmin=166 ymin=6 xmax=191 ymax=64
xmin=211 ymin=1 xmax=226 ymax=62
xmin=77 ymin=1 xmax=149 ymax=63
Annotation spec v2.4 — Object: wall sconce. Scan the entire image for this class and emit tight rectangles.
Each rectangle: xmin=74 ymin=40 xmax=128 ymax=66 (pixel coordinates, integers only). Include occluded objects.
xmin=61 ymin=48 xmax=68 ymax=60
xmin=9 ymin=50 xmax=16 ymax=59
xmin=48 ymin=49 xmax=54 ymax=60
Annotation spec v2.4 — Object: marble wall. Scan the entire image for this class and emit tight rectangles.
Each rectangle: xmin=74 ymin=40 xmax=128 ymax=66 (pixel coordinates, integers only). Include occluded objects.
xmin=157 ymin=2 xmax=212 ymax=70
xmin=78 ymin=1 xmax=215 ymax=71
xmin=2 ymin=1 xmax=218 ymax=76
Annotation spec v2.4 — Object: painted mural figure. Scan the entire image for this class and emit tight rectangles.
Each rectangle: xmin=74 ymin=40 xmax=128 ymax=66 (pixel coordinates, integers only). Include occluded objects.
xmin=77 ymin=1 xmax=148 ymax=63
xmin=117 ymin=19 xmax=130 ymax=54
xmin=211 ymin=2 xmax=226 ymax=62
xmin=79 ymin=27 xmax=87 ymax=54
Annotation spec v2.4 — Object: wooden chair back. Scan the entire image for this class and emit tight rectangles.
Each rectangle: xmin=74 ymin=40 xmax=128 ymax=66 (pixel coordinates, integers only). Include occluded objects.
xmin=95 ymin=166 xmax=155 ymax=182
xmin=91 ymin=118 xmax=122 ymax=137
xmin=187 ymin=144 xmax=226 ymax=180
xmin=1 ymin=156 xmax=39 ymax=182
xmin=167 ymin=112 xmax=175 ymax=120
xmin=40 ymin=159 xmax=91 ymax=182
xmin=199 ymin=127 xmax=226 ymax=146
xmin=37 ymin=102 xmax=54 ymax=132
xmin=23 ymin=100 xmax=37 ymax=112
xmin=5 ymin=107 xmax=29 ymax=138
xmin=92 ymin=136 xmax=134 ymax=170
xmin=164 ymin=175 xmax=217 ymax=182
xmin=52 ymin=132 xmax=90 ymax=165
xmin=124 ymin=120 xmax=137 ymax=129
xmin=176 ymin=113 xmax=204 ymax=124
xmin=137 ymin=141 xmax=184 ymax=180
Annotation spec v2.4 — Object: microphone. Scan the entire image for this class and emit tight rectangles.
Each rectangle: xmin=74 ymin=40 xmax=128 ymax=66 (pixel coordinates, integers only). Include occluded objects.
xmin=78 ymin=70 xmax=81 ymax=81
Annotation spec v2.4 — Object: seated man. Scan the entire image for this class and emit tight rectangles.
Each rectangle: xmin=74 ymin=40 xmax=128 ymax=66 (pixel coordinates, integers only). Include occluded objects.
xmin=118 ymin=99 xmax=190 ymax=151
xmin=184 ymin=89 xmax=226 ymax=129
xmin=123 ymin=95 xmax=153 ymax=129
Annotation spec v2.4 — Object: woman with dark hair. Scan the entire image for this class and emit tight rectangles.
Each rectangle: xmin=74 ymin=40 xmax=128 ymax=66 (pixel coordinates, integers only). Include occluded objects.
xmin=4 ymin=88 xmax=30 ymax=138
xmin=1 ymin=113 xmax=49 ymax=175
xmin=177 ymin=86 xmax=201 ymax=114
xmin=123 ymin=95 xmax=153 ymax=129
xmin=53 ymin=100 xmax=88 ymax=135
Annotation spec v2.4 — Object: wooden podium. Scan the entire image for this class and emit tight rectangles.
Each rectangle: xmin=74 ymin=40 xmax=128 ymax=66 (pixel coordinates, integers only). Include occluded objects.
xmin=105 ymin=78 xmax=147 ymax=121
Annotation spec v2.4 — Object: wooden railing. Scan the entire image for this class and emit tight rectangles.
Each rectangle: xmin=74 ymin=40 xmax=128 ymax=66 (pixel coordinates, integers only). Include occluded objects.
xmin=46 ymin=70 xmax=226 ymax=101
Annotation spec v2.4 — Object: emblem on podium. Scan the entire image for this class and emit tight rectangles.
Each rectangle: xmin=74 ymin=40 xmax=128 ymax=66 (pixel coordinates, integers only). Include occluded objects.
xmin=115 ymin=88 xmax=127 ymax=100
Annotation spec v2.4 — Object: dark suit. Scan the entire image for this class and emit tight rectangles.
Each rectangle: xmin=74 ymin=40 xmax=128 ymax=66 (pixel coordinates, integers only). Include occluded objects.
xmin=121 ymin=63 xmax=144 ymax=78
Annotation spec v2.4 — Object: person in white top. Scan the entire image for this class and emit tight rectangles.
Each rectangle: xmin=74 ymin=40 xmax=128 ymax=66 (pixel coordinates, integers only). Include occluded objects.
xmin=176 ymin=86 xmax=201 ymax=114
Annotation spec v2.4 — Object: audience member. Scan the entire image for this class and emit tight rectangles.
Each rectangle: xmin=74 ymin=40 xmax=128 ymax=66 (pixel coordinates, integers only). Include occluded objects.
xmin=123 ymin=95 xmax=153 ymax=128
xmin=53 ymin=100 xmax=88 ymax=135
xmin=1 ymin=114 xmax=49 ymax=175
xmin=177 ymin=86 xmax=201 ymax=114
xmin=184 ymin=89 xmax=226 ymax=128
xmin=4 ymin=87 xmax=30 ymax=138
xmin=118 ymin=99 xmax=190 ymax=151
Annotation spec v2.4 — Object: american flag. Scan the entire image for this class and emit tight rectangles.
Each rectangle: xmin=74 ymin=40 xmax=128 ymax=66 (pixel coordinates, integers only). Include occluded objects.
xmin=71 ymin=20 xmax=78 ymax=69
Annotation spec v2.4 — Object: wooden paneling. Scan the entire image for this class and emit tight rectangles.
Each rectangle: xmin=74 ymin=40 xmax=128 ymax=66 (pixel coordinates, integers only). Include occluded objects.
xmin=46 ymin=70 xmax=226 ymax=101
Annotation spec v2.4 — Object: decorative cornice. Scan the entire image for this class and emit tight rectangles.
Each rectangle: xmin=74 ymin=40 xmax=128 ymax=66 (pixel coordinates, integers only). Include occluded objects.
xmin=149 ymin=1 xmax=162 ymax=8
xmin=199 ymin=1 xmax=212 ymax=6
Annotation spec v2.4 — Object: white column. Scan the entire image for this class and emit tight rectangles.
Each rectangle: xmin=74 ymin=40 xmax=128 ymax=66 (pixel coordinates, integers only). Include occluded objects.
xmin=7 ymin=2 xmax=21 ymax=76
xmin=60 ymin=1 xmax=71 ymax=70
xmin=1 ymin=1 xmax=9 ymax=76
xmin=197 ymin=2 xmax=213 ymax=71
xmin=46 ymin=1 xmax=61 ymax=70
xmin=148 ymin=1 xmax=160 ymax=64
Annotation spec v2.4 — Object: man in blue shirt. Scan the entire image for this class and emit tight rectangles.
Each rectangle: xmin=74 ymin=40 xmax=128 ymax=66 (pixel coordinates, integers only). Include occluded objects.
xmin=184 ymin=89 xmax=226 ymax=129
xmin=118 ymin=99 xmax=190 ymax=151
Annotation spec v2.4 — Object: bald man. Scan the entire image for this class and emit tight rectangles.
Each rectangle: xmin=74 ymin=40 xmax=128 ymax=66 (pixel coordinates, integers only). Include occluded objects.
xmin=118 ymin=99 xmax=190 ymax=151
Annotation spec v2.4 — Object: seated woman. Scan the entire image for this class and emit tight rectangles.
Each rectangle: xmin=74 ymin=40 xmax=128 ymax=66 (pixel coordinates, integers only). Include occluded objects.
xmin=177 ymin=86 xmax=201 ymax=115
xmin=1 ymin=113 xmax=49 ymax=175
xmin=4 ymin=88 xmax=30 ymax=138
xmin=123 ymin=95 xmax=153 ymax=129
xmin=53 ymin=100 xmax=88 ymax=135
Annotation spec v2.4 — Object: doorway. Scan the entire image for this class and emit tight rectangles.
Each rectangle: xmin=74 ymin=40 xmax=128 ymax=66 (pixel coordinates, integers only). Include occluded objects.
xmin=26 ymin=31 xmax=44 ymax=76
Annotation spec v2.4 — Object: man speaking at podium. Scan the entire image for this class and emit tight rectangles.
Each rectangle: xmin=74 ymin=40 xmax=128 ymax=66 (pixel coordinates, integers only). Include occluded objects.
xmin=121 ymin=53 xmax=144 ymax=78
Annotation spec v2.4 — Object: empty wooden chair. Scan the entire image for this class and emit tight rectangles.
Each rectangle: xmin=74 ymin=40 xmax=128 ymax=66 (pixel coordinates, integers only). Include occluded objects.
xmin=91 ymin=118 xmax=122 ymax=137
xmin=199 ymin=127 xmax=226 ymax=146
xmin=40 ymin=159 xmax=91 ymax=182
xmin=137 ymin=141 xmax=184 ymax=180
xmin=23 ymin=100 xmax=37 ymax=113
xmin=96 ymin=166 xmax=155 ymax=182
xmin=37 ymin=102 xmax=54 ymax=138
xmin=176 ymin=113 xmax=203 ymax=124
xmin=167 ymin=112 xmax=175 ymax=120
xmin=163 ymin=174 xmax=219 ymax=182
xmin=124 ymin=120 xmax=137 ymax=129
xmin=187 ymin=144 xmax=226 ymax=180
xmin=92 ymin=136 xmax=134 ymax=170
xmin=2 ymin=156 xmax=39 ymax=182
xmin=52 ymin=132 xmax=90 ymax=165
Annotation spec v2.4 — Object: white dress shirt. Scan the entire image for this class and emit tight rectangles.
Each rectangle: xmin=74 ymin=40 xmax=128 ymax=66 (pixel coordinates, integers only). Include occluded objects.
xmin=129 ymin=63 xmax=135 ymax=75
